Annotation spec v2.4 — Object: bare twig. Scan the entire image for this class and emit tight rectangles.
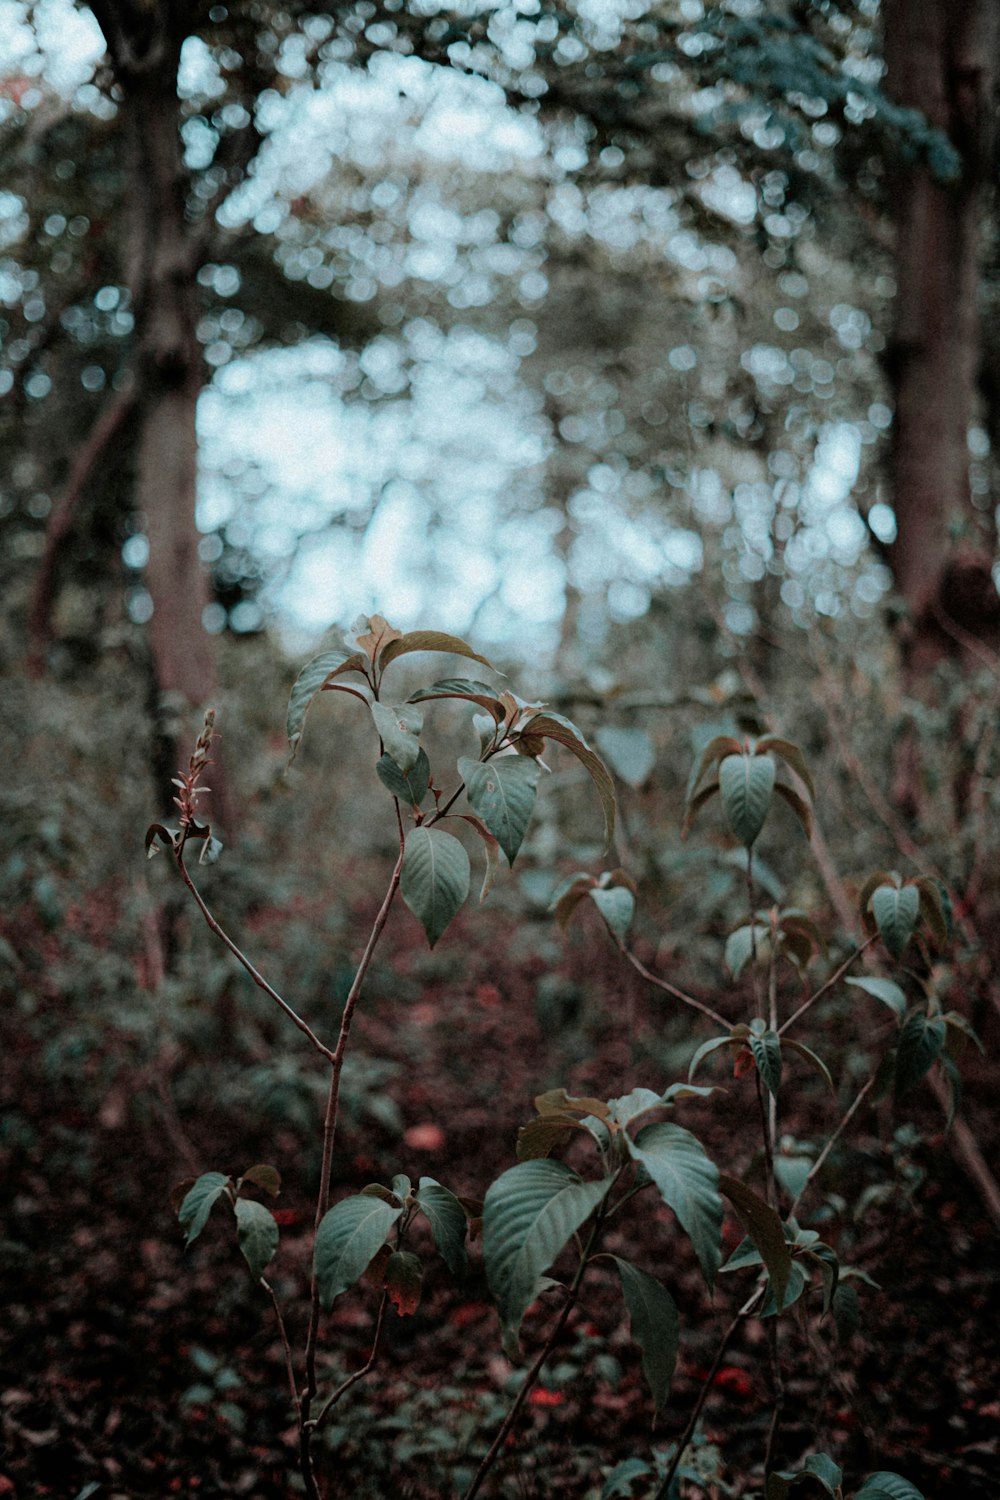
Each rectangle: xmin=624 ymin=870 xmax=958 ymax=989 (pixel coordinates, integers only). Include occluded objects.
xmin=778 ymin=935 xmax=879 ymax=1038
xmin=308 ymin=1294 xmax=389 ymax=1434
xmin=615 ymin=940 xmax=729 ymax=1030
xmin=263 ymin=1277 xmax=299 ymax=1410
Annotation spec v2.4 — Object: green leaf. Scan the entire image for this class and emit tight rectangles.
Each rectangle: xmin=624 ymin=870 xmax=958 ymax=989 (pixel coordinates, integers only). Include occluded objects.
xmin=516 ymin=1115 xmax=583 ymax=1162
xmin=594 ymin=727 xmax=656 ymax=788
xmin=854 ymin=1474 xmax=926 ymax=1500
xmin=718 ymin=1175 xmax=792 ymax=1312
xmin=458 ymin=755 xmax=540 ymax=866
xmin=719 ymin=752 xmax=775 ymax=847
xmin=627 ymin=1123 xmax=722 ymax=1286
xmin=749 ymin=1027 xmax=783 ymax=1096
xmin=590 ymin=885 xmax=635 ymax=942
xmin=376 ymin=747 xmax=430 ymax=806
xmin=457 ymin=814 xmax=501 ymax=902
xmin=761 ymin=1259 xmax=807 ymax=1315
xmin=401 ymin=827 xmax=470 ymax=947
xmin=755 ymin=736 xmax=816 ymax=800
xmin=314 ymin=1194 xmax=403 ymax=1310
xmin=688 ymin=1033 xmax=739 ymax=1081
xmin=178 ymin=1173 xmax=230 ymax=1249
xmin=871 ymin=883 xmax=920 ymax=958
xmin=832 ymin=1281 xmax=861 ymax=1342
xmin=482 ymin=1159 xmax=611 ymax=1349
xmin=611 ymin=1257 xmax=679 ymax=1413
xmin=894 ymin=1011 xmax=946 ymax=1097
xmin=378 ymin=631 xmax=494 ymax=672
xmin=371 ymin=701 xmax=423 ymax=774
xmin=782 ymin=1038 xmax=835 ymax=1093
xmin=601 ymin=1458 xmax=654 ymax=1499
xmin=608 ymin=1088 xmax=664 ymax=1130
xmin=767 ymin=1454 xmax=842 ymax=1499
xmin=846 ymin=976 xmax=908 ymax=1017
xmin=415 ymin=1178 xmax=469 ymax=1277
xmin=234 ymin=1198 xmax=279 ymax=1283
xmin=725 ymin=923 xmax=769 ymax=979
xmin=688 ymin=734 xmax=742 ymax=800
xmin=517 ymin=712 xmax=616 ymax=850
xmin=239 ymin=1164 xmax=281 ymax=1197
xmin=407 ymin=679 xmax=505 ymax=719
xmin=286 ymin=648 xmax=369 ymax=761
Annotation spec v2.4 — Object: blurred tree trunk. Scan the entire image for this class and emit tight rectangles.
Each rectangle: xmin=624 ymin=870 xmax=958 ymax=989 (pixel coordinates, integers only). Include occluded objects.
xmin=883 ymin=0 xmax=1000 ymax=674
xmin=88 ymin=2 xmax=230 ymax=828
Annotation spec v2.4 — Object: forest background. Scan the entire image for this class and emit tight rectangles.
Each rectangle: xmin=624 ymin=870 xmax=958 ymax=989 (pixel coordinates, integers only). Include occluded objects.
xmin=1 ymin=1 xmax=999 ymax=1497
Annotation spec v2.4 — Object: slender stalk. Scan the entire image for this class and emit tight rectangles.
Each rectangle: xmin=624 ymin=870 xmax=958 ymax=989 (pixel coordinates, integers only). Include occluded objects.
xmin=307 ymin=1294 xmax=389 ymax=1434
xmin=299 ymin=836 xmax=406 ymax=1488
xmin=262 ymin=1277 xmax=299 ymax=1410
xmin=175 ymin=846 xmax=335 ymax=1063
xmin=746 ymin=848 xmax=763 ymax=1021
xmin=763 ymin=1318 xmax=785 ymax=1479
xmin=615 ymin=941 xmax=729 ymax=1030
xmin=463 ymin=1201 xmax=611 ymax=1500
xmin=787 ymin=1074 xmax=877 ymax=1219
xmin=778 ymin=935 xmax=877 ymax=1038
xmin=652 ymin=1289 xmax=762 ymax=1500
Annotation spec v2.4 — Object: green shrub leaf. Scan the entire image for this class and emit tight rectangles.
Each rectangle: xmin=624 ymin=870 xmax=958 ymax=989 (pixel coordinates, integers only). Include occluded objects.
xmin=854 ymin=1474 xmax=926 ymax=1500
xmin=846 ymin=976 xmax=908 ymax=1017
xmin=782 ymin=1039 xmax=835 ymax=1093
xmin=719 ymin=752 xmax=775 ymax=847
xmin=239 ymin=1164 xmax=281 ymax=1197
xmin=594 ymin=727 xmax=656 ymax=788
xmin=482 ymin=1159 xmax=611 ymax=1349
xmin=611 ymin=1257 xmax=679 ymax=1412
xmin=750 ymin=1027 xmax=783 ymax=1096
xmin=376 ymin=748 xmax=430 ymax=806
xmin=401 ymin=827 xmax=470 ymax=947
xmin=755 ymin=736 xmax=816 ymax=800
xmin=286 ymin=648 xmax=368 ymax=761
xmin=178 ymin=1172 xmax=230 ymax=1249
xmin=590 ymin=885 xmax=635 ymax=942
xmin=378 ymin=631 xmax=493 ymax=672
xmin=517 ymin=712 xmax=616 ymax=850
xmin=315 ymin=1194 xmax=403 ymax=1310
xmin=407 ymin=679 xmax=504 ymax=719
xmin=234 ymin=1198 xmax=279 ymax=1283
xmin=894 ymin=1011 xmax=946 ymax=1097
xmin=415 ymin=1178 xmax=469 ymax=1277
xmin=871 ymin=883 xmax=920 ymax=958
xmin=627 ymin=1123 xmax=722 ymax=1286
xmin=719 ymin=1174 xmax=791 ymax=1312
xmin=458 ymin=755 xmax=540 ymax=866
xmin=383 ymin=1250 xmax=423 ymax=1315
xmin=371 ymin=701 xmax=423 ymax=774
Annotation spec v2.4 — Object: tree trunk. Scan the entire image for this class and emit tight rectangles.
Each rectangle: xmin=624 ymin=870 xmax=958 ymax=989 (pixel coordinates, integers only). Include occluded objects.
xmin=883 ymin=0 xmax=1000 ymax=673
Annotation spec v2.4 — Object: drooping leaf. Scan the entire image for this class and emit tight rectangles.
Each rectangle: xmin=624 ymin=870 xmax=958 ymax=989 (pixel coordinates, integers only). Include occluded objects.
xmin=517 ymin=712 xmax=616 ymax=850
xmin=719 ymin=752 xmax=776 ymax=847
xmin=590 ymin=885 xmax=635 ymax=942
xmin=688 ymin=734 xmax=743 ymax=800
xmin=415 ymin=1178 xmax=469 ymax=1277
xmin=516 ymin=1115 xmax=585 ymax=1162
xmin=871 ymin=883 xmax=920 ymax=959
xmin=286 ymin=648 xmax=369 ymax=761
xmin=806 ymin=1241 xmax=839 ymax=1313
xmin=400 ymin=827 xmax=470 ymax=947
xmin=894 ymin=1011 xmax=946 ymax=1097
xmin=314 ymin=1194 xmax=403 ymax=1310
xmin=857 ymin=869 xmax=896 ymax=934
xmin=178 ymin=1173 xmax=230 ymax=1249
xmin=594 ymin=727 xmax=656 ymax=788
xmin=719 ymin=1174 xmax=792 ymax=1312
xmin=553 ymin=879 xmax=597 ymax=930
xmin=378 ymin=631 xmax=493 ymax=672
xmin=760 ymin=1258 xmax=808 ymax=1315
xmin=234 ymin=1198 xmax=279 ymax=1283
xmin=853 ymin=1473 xmax=926 ymax=1500
xmin=681 ymin=773 xmax=721 ymax=838
xmin=383 ymin=1250 xmax=423 ymax=1315
xmin=534 ymin=1088 xmax=611 ymax=1120
xmin=376 ymin=747 xmax=430 ymax=806
xmin=772 ymin=781 xmax=813 ymax=840
xmin=755 ymin=736 xmax=816 ymax=800
xmin=458 ymin=755 xmax=540 ymax=866
xmin=749 ymin=1027 xmax=783 ymax=1096
xmin=371 ymin=701 xmax=423 ymax=774
xmin=456 ymin=814 xmax=501 ymax=902
xmin=611 ymin=1257 xmax=679 ymax=1412
xmin=482 ymin=1159 xmax=612 ymax=1348
xmin=353 ymin=613 xmax=402 ymax=662
xmin=407 ymin=679 xmax=505 ymax=719
xmin=913 ymin=876 xmax=949 ymax=946
xmin=832 ymin=1281 xmax=861 ymax=1342
xmin=627 ymin=1123 xmax=722 ymax=1286
xmin=725 ymin=923 xmax=770 ymax=978
xmin=688 ymin=1032 xmax=740 ymax=1081
xmin=845 ymin=975 xmax=908 ymax=1017
xmin=240 ymin=1164 xmax=281 ymax=1197
xmin=782 ymin=1039 xmax=835 ymax=1093
xmin=608 ymin=1088 xmax=665 ymax=1131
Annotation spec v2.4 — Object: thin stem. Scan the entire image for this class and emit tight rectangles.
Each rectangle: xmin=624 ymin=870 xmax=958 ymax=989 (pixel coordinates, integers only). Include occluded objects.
xmin=778 ymin=935 xmax=878 ymax=1038
xmin=652 ymin=1289 xmax=763 ymax=1500
xmin=763 ymin=1317 xmax=785 ymax=1478
xmin=787 ymin=1074 xmax=878 ymax=1219
xmin=175 ymin=847 xmax=335 ymax=1063
xmin=307 ymin=1294 xmax=389 ymax=1435
xmin=755 ymin=1072 xmax=777 ymax=1210
xmin=299 ymin=837 xmax=406 ymax=1474
xmin=262 ymin=1277 xmax=299 ymax=1410
xmin=616 ymin=941 xmax=729 ymax=1030
xmin=746 ymin=848 xmax=762 ymax=1021
xmin=463 ymin=1199 xmax=611 ymax=1500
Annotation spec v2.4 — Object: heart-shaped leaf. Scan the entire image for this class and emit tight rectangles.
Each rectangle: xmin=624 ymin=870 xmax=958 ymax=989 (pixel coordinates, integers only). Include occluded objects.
xmin=894 ymin=1011 xmax=946 ymax=1097
xmin=315 ymin=1194 xmax=403 ymax=1310
xmin=719 ymin=753 xmax=775 ymax=847
xmin=871 ymin=883 xmax=919 ymax=958
xmin=590 ymin=885 xmax=635 ymax=942
xmin=459 ymin=755 xmax=540 ymax=866
xmin=401 ymin=827 xmax=470 ymax=947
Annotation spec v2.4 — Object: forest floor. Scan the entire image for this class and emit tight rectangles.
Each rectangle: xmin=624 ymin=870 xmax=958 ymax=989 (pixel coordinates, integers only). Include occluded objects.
xmin=2 ymin=886 xmax=999 ymax=1500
